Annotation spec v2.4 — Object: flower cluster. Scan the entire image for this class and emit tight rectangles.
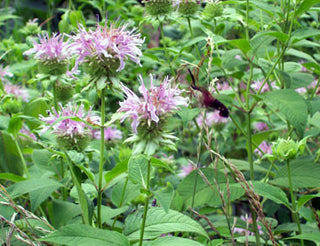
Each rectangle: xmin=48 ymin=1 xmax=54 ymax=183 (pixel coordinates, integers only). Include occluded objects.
xmin=251 ymin=80 xmax=279 ymax=93
xmin=92 ymin=127 xmax=122 ymax=141
xmin=4 ymin=83 xmax=29 ymax=102
xmin=70 ymin=21 xmax=144 ymax=76
xmin=196 ymin=111 xmax=229 ymax=131
xmin=0 ymin=65 xmax=13 ymax=83
xmin=254 ymin=141 xmax=272 ymax=157
xmin=118 ymin=75 xmax=188 ymax=134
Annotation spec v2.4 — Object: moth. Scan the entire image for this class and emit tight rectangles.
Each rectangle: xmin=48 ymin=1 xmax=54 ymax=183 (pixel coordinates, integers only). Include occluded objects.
xmin=188 ymin=68 xmax=229 ymax=118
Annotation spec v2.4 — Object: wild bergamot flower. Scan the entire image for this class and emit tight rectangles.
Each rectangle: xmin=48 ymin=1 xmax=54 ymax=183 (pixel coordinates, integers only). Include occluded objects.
xmin=117 ymin=75 xmax=188 ymax=155
xmin=24 ymin=33 xmax=72 ymax=75
xmin=39 ymin=103 xmax=99 ymax=151
xmin=70 ymin=20 xmax=144 ymax=77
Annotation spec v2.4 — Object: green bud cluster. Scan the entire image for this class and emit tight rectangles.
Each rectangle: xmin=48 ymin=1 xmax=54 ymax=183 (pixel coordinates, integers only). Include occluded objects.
xmin=178 ymin=0 xmax=199 ymax=16
xmin=143 ymin=0 xmax=173 ymax=16
xmin=203 ymin=1 xmax=223 ymax=19
xmin=271 ymin=137 xmax=306 ymax=161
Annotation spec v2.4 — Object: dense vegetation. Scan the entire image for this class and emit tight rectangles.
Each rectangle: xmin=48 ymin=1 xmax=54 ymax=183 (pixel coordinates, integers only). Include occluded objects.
xmin=1 ymin=0 xmax=320 ymax=245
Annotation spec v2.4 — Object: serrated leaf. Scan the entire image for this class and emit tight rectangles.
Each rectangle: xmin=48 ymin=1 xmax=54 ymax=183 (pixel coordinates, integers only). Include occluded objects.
xmin=262 ymin=89 xmax=308 ymax=137
xmin=271 ymin=158 xmax=320 ymax=189
xmin=150 ymin=157 xmax=174 ymax=173
xmin=124 ymin=207 xmax=209 ymax=240
xmin=128 ymin=154 xmax=149 ymax=188
xmin=297 ymin=193 xmax=320 ymax=211
xmin=177 ymin=106 xmax=200 ymax=128
xmin=99 ymin=205 xmax=129 ymax=225
xmin=252 ymin=182 xmax=290 ymax=208
xmin=51 ymin=200 xmax=82 ymax=228
xmin=8 ymin=178 xmax=63 ymax=199
xmin=40 ymin=224 xmax=130 ymax=246
xmin=228 ymin=39 xmax=251 ymax=54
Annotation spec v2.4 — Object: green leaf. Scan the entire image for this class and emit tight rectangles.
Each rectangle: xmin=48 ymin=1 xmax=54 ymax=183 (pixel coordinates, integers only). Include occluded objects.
xmin=150 ymin=157 xmax=174 ymax=173
xmin=128 ymin=154 xmax=149 ymax=188
xmin=286 ymin=233 xmax=320 ymax=244
xmin=40 ymin=224 xmax=130 ymax=246
xmin=271 ymin=158 xmax=320 ymax=189
xmin=295 ymin=0 xmax=320 ymax=17
xmin=69 ymin=10 xmax=85 ymax=27
xmin=59 ymin=10 xmax=71 ymax=33
xmin=124 ymin=207 xmax=209 ymax=240
xmin=51 ymin=200 xmax=82 ymax=228
xmin=252 ymin=182 xmax=290 ymax=208
xmin=8 ymin=115 xmax=23 ymax=136
xmin=105 ymin=160 xmax=128 ymax=186
xmin=228 ymin=39 xmax=251 ymax=54
xmin=154 ymin=182 xmax=175 ymax=213
xmin=0 ymin=131 xmax=24 ymax=176
xmin=148 ymin=236 xmax=205 ymax=246
xmin=0 ymin=173 xmax=26 ymax=182
xmin=111 ymin=178 xmax=141 ymax=207
xmin=177 ymin=106 xmax=200 ymax=128
xmin=261 ymin=89 xmax=308 ymax=137
xmin=99 ymin=205 xmax=129 ymax=225
xmin=23 ymin=97 xmax=49 ymax=129
xmin=297 ymin=193 xmax=320 ymax=211
xmin=177 ymin=168 xmax=244 ymax=207
xmin=8 ymin=178 xmax=63 ymax=199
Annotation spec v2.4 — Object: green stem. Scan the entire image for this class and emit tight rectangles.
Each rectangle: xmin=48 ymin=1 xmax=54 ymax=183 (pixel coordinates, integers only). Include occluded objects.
xmin=97 ymin=87 xmax=106 ymax=228
xmin=65 ymin=152 xmax=90 ymax=225
xmin=286 ymin=159 xmax=304 ymax=246
xmin=187 ymin=17 xmax=201 ymax=58
xmin=245 ymin=0 xmax=250 ymax=40
xmin=53 ymin=80 xmax=58 ymax=111
xmin=14 ymin=138 xmax=29 ymax=179
xmin=246 ymin=112 xmax=261 ymax=245
xmin=139 ymin=159 xmax=151 ymax=246
xmin=158 ymin=19 xmax=175 ymax=76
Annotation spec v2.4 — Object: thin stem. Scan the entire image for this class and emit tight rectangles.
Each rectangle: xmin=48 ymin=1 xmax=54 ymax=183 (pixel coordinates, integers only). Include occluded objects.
xmin=286 ymin=159 xmax=304 ymax=246
xmin=246 ymin=112 xmax=261 ymax=245
xmin=97 ymin=87 xmax=106 ymax=228
xmin=53 ymin=80 xmax=58 ymax=111
xmin=245 ymin=0 xmax=250 ymax=40
xmin=187 ymin=17 xmax=201 ymax=58
xmin=191 ymin=109 xmax=207 ymax=209
xmin=158 ymin=19 xmax=175 ymax=76
xmin=14 ymin=138 xmax=29 ymax=179
xmin=139 ymin=158 xmax=151 ymax=246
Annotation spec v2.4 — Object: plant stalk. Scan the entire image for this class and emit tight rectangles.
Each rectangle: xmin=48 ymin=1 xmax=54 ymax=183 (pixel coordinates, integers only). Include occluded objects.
xmin=139 ymin=158 xmax=151 ymax=246
xmin=97 ymin=87 xmax=106 ymax=228
xmin=286 ymin=159 xmax=304 ymax=246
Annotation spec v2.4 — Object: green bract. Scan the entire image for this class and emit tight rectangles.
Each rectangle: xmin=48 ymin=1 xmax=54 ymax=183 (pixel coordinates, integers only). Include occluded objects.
xmin=144 ymin=0 xmax=173 ymax=16
xmin=271 ymin=137 xmax=307 ymax=161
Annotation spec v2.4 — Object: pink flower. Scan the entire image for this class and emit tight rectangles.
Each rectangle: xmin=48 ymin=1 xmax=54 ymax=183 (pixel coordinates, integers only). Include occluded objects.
xmin=196 ymin=111 xmax=229 ymax=127
xmin=178 ymin=162 xmax=195 ymax=177
xmin=295 ymin=87 xmax=307 ymax=94
xmin=4 ymin=83 xmax=29 ymax=102
xmin=0 ymin=65 xmax=13 ymax=83
xmin=70 ymin=20 xmax=144 ymax=74
xmin=92 ymin=127 xmax=122 ymax=141
xmin=254 ymin=141 xmax=272 ymax=156
xmin=251 ymin=80 xmax=278 ymax=93
xmin=233 ymin=215 xmax=263 ymax=236
xmin=19 ymin=126 xmax=37 ymax=141
xmin=118 ymin=75 xmax=188 ymax=133
xmin=40 ymin=103 xmax=96 ymax=138
xmin=254 ymin=122 xmax=269 ymax=132
xmin=24 ymin=33 xmax=71 ymax=62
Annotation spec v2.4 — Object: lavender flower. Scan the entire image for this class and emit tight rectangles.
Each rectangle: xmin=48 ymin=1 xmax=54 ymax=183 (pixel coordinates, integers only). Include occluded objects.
xmin=19 ymin=126 xmax=37 ymax=141
xmin=0 ymin=65 xmax=13 ymax=83
xmin=254 ymin=122 xmax=269 ymax=132
xmin=251 ymin=80 xmax=279 ymax=93
xmin=92 ymin=127 xmax=122 ymax=141
xmin=178 ymin=162 xmax=195 ymax=178
xmin=70 ymin=20 xmax=144 ymax=75
xmin=4 ymin=83 xmax=29 ymax=102
xmin=40 ymin=103 xmax=97 ymax=151
xmin=233 ymin=214 xmax=263 ymax=236
xmin=254 ymin=141 xmax=272 ymax=157
xmin=118 ymin=75 xmax=188 ymax=134
xmin=196 ymin=111 xmax=229 ymax=128
xmin=24 ymin=33 xmax=71 ymax=62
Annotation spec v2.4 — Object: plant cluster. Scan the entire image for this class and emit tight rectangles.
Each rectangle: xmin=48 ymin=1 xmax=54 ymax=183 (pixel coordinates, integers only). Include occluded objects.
xmin=1 ymin=0 xmax=320 ymax=245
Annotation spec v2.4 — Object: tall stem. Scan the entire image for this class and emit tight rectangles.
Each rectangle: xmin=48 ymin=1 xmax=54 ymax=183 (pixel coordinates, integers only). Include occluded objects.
xmin=97 ymin=87 xmax=106 ymax=228
xmin=14 ymin=138 xmax=29 ymax=179
xmin=286 ymin=159 xmax=304 ymax=246
xmin=139 ymin=158 xmax=151 ymax=246
xmin=246 ymin=112 xmax=261 ymax=245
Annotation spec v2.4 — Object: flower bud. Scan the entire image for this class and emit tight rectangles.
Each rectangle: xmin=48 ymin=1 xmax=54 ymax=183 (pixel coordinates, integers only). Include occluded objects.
xmin=38 ymin=60 xmax=68 ymax=76
xmin=178 ymin=0 xmax=199 ymax=15
xmin=56 ymin=134 xmax=90 ymax=152
xmin=143 ymin=0 xmax=173 ymax=16
xmin=54 ymin=81 xmax=75 ymax=102
xmin=271 ymin=137 xmax=306 ymax=161
xmin=203 ymin=1 xmax=223 ymax=19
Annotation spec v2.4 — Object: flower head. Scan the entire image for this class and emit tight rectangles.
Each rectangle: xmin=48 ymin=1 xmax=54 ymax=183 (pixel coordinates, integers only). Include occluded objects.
xmin=0 ymin=65 xmax=13 ymax=83
xmin=196 ymin=111 xmax=229 ymax=131
xmin=174 ymin=0 xmax=200 ymax=15
xmin=254 ymin=122 xmax=269 ymax=132
xmin=118 ymin=75 xmax=188 ymax=134
xmin=144 ymin=0 xmax=173 ymax=16
xmin=40 ymin=103 xmax=98 ymax=151
xmin=24 ymin=33 xmax=71 ymax=62
xmin=4 ymin=83 xmax=28 ymax=102
xmin=178 ymin=162 xmax=196 ymax=178
xmin=271 ymin=137 xmax=307 ymax=161
xmin=70 ymin=20 xmax=144 ymax=76
xmin=254 ymin=141 xmax=272 ymax=157
xmin=233 ymin=214 xmax=263 ymax=236
xmin=251 ymin=80 xmax=279 ymax=93
xmin=92 ymin=126 xmax=122 ymax=141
